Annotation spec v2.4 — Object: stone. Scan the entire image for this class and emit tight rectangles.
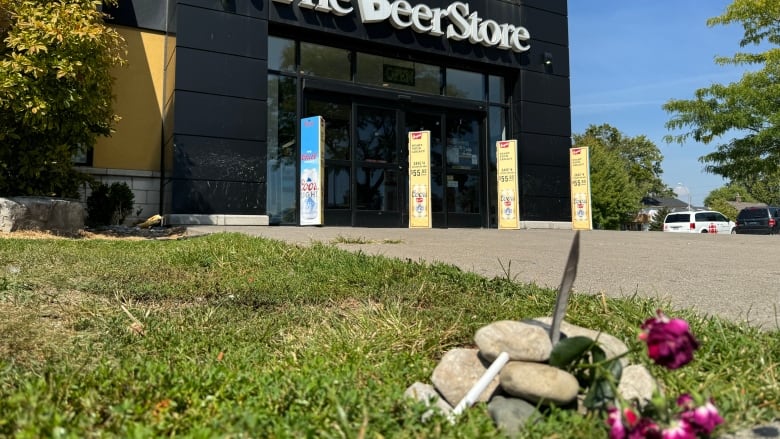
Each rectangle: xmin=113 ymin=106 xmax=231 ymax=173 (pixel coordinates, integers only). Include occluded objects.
xmin=487 ymin=395 xmax=541 ymax=438
xmin=617 ymin=364 xmax=658 ymax=406
xmin=474 ymin=320 xmax=552 ymax=362
xmin=529 ymin=317 xmax=630 ymax=366
xmin=403 ymin=381 xmax=454 ymax=421
xmin=499 ymin=361 xmax=579 ymax=405
xmin=0 ymin=197 xmax=84 ymax=235
xmin=431 ymin=348 xmax=500 ymax=407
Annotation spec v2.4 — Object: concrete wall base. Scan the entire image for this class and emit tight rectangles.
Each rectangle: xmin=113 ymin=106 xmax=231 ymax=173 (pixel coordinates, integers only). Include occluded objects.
xmin=165 ymin=214 xmax=270 ymax=226
xmin=520 ymin=221 xmax=573 ymax=230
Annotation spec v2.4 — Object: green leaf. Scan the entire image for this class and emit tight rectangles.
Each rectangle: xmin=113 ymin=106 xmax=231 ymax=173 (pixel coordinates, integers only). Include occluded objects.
xmin=583 ymin=377 xmax=616 ymax=410
xmin=549 ymin=336 xmax=595 ymax=368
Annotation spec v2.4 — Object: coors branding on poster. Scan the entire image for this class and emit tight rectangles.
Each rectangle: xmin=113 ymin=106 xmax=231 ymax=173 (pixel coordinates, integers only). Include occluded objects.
xmin=272 ymin=0 xmax=531 ymax=52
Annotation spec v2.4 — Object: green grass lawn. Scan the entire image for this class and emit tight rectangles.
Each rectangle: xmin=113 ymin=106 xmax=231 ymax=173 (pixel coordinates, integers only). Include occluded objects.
xmin=0 ymin=232 xmax=777 ymax=438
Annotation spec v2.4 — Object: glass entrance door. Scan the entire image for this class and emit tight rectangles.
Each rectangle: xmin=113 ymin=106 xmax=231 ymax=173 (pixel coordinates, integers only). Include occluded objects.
xmin=353 ymin=105 xmax=403 ymax=227
xmin=305 ymin=93 xmax=484 ymax=228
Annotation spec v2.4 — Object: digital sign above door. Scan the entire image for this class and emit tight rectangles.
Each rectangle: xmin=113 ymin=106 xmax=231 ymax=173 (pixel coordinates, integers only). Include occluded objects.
xmin=272 ymin=0 xmax=531 ymax=52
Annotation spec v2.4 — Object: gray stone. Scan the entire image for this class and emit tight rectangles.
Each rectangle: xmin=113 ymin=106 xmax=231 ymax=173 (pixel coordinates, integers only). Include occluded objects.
xmin=0 ymin=197 xmax=84 ymax=235
xmin=474 ymin=320 xmax=552 ymax=362
xmin=431 ymin=348 xmax=500 ymax=407
xmin=487 ymin=395 xmax=540 ymax=438
xmin=718 ymin=421 xmax=780 ymax=439
xmin=618 ymin=364 xmax=658 ymax=406
xmin=403 ymin=381 xmax=453 ymax=421
xmin=499 ymin=361 xmax=579 ymax=405
xmin=530 ymin=317 xmax=630 ymax=366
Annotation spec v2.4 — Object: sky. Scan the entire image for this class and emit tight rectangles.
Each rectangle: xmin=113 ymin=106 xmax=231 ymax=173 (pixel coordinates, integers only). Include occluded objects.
xmin=568 ymin=1 xmax=754 ymax=206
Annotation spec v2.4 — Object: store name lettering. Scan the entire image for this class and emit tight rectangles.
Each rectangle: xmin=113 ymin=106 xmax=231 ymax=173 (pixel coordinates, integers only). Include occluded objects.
xmin=272 ymin=0 xmax=530 ymax=52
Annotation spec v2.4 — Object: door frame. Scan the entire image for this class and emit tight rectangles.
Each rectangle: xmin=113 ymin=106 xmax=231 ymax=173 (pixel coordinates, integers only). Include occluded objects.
xmin=303 ymin=79 xmax=488 ymax=228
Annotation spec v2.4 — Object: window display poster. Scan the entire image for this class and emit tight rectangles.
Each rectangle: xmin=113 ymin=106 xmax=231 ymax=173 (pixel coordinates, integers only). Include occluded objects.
xmin=496 ymin=140 xmax=520 ymax=229
xmin=570 ymin=147 xmax=593 ymax=230
xmin=408 ymin=130 xmax=431 ymax=228
xmin=300 ymin=116 xmax=324 ymax=226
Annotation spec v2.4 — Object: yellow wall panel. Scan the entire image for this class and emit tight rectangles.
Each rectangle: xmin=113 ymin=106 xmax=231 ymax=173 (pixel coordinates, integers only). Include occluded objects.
xmin=94 ymin=26 xmax=165 ymax=171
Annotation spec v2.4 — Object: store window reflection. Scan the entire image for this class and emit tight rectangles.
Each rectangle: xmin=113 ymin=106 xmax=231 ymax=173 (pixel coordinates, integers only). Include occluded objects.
xmin=267 ymin=75 xmax=297 ymax=224
xmin=300 ymin=42 xmax=350 ymax=80
xmin=447 ymin=174 xmax=479 ymax=213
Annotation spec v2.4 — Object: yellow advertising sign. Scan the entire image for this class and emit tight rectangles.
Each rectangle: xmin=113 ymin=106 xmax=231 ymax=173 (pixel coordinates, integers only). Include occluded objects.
xmin=408 ymin=131 xmax=431 ymax=228
xmin=570 ymin=147 xmax=593 ymax=230
xmin=496 ymin=140 xmax=520 ymax=229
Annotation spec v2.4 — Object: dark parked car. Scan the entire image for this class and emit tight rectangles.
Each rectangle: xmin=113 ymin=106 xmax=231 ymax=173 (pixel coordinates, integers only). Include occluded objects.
xmin=735 ymin=206 xmax=780 ymax=235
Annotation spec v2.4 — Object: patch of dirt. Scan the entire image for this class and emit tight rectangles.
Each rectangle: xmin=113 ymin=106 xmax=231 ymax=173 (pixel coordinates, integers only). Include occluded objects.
xmin=2 ymin=226 xmax=188 ymax=240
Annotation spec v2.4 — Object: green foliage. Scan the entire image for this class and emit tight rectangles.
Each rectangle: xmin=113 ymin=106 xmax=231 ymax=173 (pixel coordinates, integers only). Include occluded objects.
xmin=663 ymin=0 xmax=780 ymax=183
xmin=0 ymin=234 xmax=777 ymax=436
xmin=704 ymin=184 xmax=757 ymax=220
xmin=86 ymin=181 xmax=134 ymax=226
xmin=575 ymin=124 xmax=671 ymax=198
xmin=580 ymin=140 xmax=641 ymax=229
xmin=649 ymin=206 xmax=672 ymax=231
xmin=550 ymin=336 xmax=621 ymax=410
xmin=574 ymin=124 xmax=671 ymax=230
xmin=0 ymin=0 xmax=126 ymax=197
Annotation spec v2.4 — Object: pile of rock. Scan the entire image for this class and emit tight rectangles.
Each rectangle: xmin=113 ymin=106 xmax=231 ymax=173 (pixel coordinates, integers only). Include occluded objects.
xmin=0 ymin=197 xmax=84 ymax=235
xmin=404 ymin=317 xmax=657 ymax=437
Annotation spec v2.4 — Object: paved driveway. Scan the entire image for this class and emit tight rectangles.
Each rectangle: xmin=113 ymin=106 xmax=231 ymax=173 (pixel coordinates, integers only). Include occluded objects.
xmin=187 ymin=226 xmax=780 ymax=331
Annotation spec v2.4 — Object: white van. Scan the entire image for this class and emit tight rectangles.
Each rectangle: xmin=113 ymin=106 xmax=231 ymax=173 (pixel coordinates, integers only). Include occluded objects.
xmin=663 ymin=210 xmax=735 ymax=234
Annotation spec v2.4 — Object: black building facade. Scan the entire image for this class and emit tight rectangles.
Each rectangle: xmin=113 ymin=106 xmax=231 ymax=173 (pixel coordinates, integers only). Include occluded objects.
xmin=107 ymin=0 xmax=571 ymax=228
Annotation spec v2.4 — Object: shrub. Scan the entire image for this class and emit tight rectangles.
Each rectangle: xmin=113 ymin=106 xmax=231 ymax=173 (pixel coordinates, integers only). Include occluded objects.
xmin=86 ymin=182 xmax=135 ymax=226
xmin=649 ymin=206 xmax=672 ymax=231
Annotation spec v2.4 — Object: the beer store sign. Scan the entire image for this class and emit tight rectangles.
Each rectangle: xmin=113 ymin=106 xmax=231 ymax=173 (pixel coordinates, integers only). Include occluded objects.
xmin=272 ymin=0 xmax=531 ymax=52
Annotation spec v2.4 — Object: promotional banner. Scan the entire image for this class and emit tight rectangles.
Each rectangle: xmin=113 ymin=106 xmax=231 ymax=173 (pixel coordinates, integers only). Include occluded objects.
xmin=496 ymin=140 xmax=520 ymax=229
xmin=570 ymin=147 xmax=593 ymax=230
xmin=300 ymin=116 xmax=324 ymax=226
xmin=408 ymin=130 xmax=432 ymax=228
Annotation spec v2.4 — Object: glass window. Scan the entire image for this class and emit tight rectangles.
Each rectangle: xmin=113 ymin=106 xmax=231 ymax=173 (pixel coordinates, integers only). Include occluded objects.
xmin=446 ymin=115 xmax=480 ymax=170
xmin=326 ymin=166 xmax=350 ymax=209
xmin=488 ymin=106 xmax=506 ymax=167
xmin=489 ymin=75 xmax=505 ymax=103
xmin=268 ymin=36 xmax=296 ymax=72
xmin=445 ymin=68 xmax=484 ymax=100
xmin=356 ymin=106 xmax=396 ymax=163
xmin=446 ymin=174 xmax=479 ymax=213
xmin=306 ymin=99 xmax=350 ymax=160
xmin=356 ymin=168 xmax=398 ymax=211
xmin=267 ymin=75 xmax=298 ymax=224
xmin=356 ymin=53 xmax=440 ymax=95
xmin=300 ymin=42 xmax=350 ymax=80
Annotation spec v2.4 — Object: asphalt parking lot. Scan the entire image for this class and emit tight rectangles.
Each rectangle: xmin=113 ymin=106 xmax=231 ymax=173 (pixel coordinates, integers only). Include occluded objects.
xmin=187 ymin=226 xmax=780 ymax=331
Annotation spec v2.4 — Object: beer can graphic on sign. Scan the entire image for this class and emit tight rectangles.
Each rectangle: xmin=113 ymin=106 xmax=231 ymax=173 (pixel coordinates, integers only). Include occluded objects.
xmin=573 ymin=192 xmax=587 ymax=220
xmin=412 ymin=184 xmax=427 ymax=218
xmin=301 ymin=168 xmax=319 ymax=221
xmin=501 ymin=189 xmax=515 ymax=220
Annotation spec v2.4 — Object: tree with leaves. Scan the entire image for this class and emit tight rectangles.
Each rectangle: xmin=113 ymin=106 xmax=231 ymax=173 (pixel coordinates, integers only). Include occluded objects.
xmin=648 ymin=205 xmax=672 ymax=231
xmin=0 ymin=0 xmax=125 ymax=197
xmin=576 ymin=124 xmax=671 ymax=198
xmin=574 ymin=124 xmax=670 ymax=230
xmin=663 ymin=0 xmax=780 ymax=184
xmin=704 ymin=183 xmax=757 ymax=220
xmin=570 ymin=138 xmax=640 ymax=230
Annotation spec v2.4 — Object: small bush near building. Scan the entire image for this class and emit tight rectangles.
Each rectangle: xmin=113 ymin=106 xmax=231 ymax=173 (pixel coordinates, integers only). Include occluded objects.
xmin=86 ymin=182 xmax=134 ymax=226
xmin=649 ymin=206 xmax=672 ymax=231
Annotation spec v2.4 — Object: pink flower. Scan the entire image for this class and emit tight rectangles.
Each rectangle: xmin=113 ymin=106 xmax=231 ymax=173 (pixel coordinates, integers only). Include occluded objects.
xmin=607 ymin=406 xmax=627 ymax=439
xmin=639 ymin=310 xmax=699 ymax=369
xmin=628 ymin=417 xmax=661 ymax=439
xmin=677 ymin=394 xmax=724 ymax=435
xmin=607 ymin=406 xmax=662 ymax=439
xmin=661 ymin=420 xmax=696 ymax=439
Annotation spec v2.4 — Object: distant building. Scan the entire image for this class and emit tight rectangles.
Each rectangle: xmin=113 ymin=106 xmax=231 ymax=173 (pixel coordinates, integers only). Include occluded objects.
xmin=628 ymin=196 xmax=692 ymax=231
